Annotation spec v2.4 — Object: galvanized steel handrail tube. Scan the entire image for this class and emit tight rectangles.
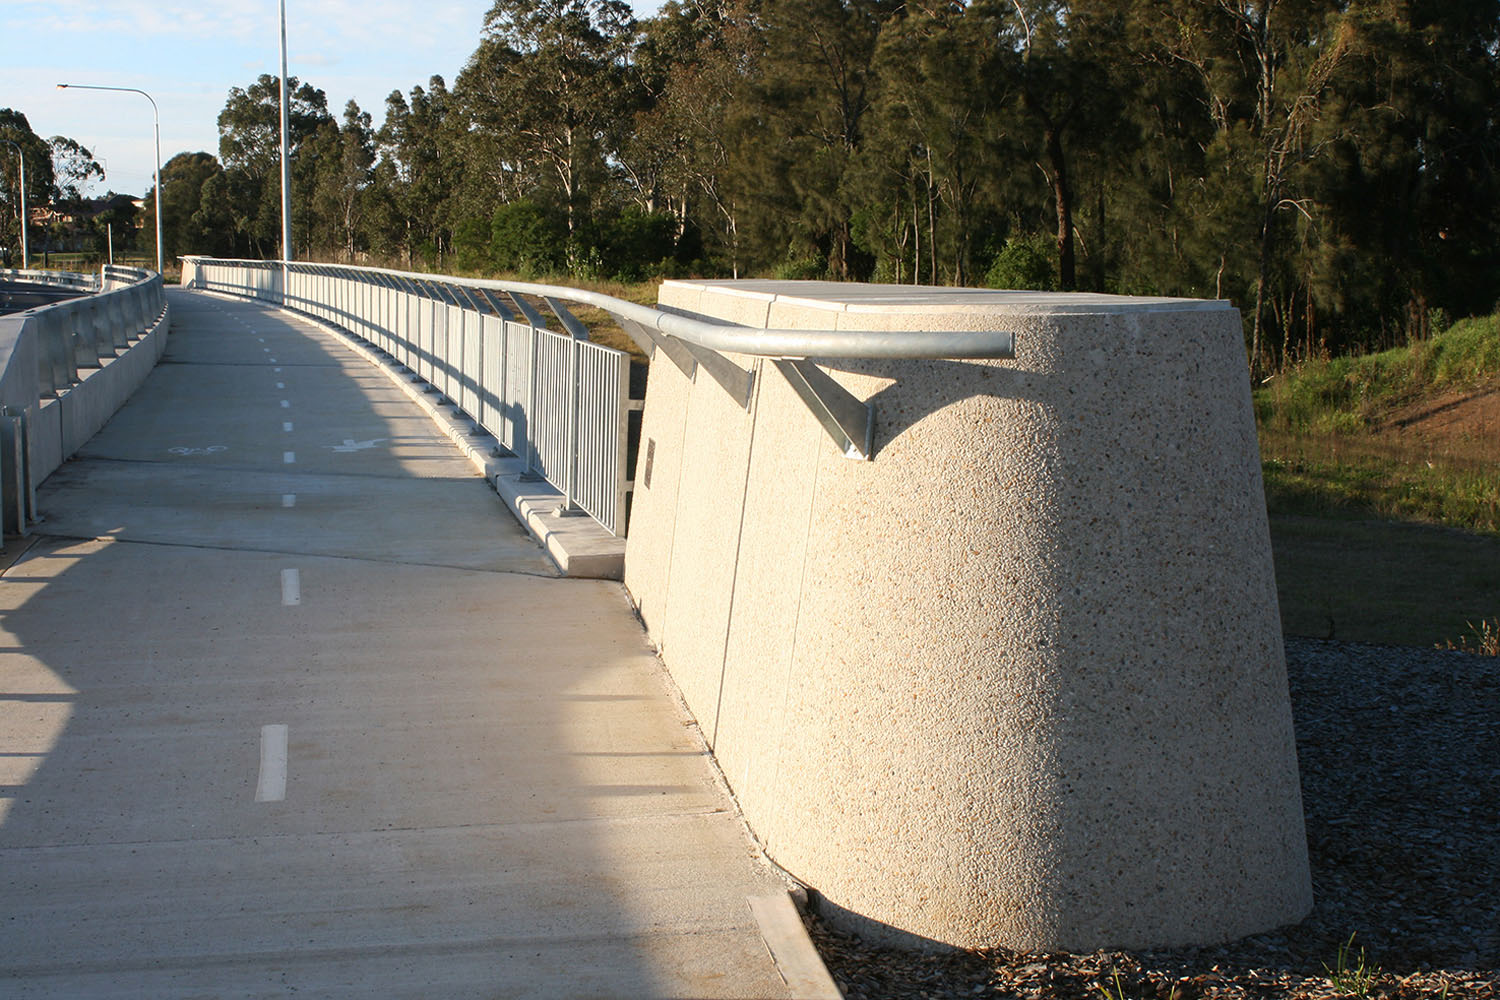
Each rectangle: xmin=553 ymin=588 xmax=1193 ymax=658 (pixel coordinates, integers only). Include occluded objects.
xmin=179 ymin=256 xmax=1020 ymax=537
xmin=184 ymin=257 xmax=1019 ymax=362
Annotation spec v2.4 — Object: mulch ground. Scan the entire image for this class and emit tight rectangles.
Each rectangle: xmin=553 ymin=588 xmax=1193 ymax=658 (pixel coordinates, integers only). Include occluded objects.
xmin=805 ymin=638 xmax=1500 ymax=999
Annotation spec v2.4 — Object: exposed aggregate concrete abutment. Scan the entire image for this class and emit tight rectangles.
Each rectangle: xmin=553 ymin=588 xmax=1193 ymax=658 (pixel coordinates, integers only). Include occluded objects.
xmin=623 ymin=279 xmax=1313 ymax=952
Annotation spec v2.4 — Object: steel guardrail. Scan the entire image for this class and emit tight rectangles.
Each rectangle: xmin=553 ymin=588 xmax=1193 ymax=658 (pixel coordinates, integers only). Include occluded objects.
xmin=0 ymin=268 xmax=100 ymax=293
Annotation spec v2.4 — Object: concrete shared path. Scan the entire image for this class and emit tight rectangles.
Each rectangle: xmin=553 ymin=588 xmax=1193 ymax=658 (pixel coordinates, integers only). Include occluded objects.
xmin=0 ymin=290 xmax=809 ymax=998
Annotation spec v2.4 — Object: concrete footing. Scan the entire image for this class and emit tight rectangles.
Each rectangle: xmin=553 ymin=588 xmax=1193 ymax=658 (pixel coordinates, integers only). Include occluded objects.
xmin=624 ymin=280 xmax=1312 ymax=952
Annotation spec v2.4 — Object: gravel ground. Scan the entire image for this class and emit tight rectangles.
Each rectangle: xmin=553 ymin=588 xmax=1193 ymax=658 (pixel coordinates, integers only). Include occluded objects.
xmin=805 ymin=638 xmax=1500 ymax=999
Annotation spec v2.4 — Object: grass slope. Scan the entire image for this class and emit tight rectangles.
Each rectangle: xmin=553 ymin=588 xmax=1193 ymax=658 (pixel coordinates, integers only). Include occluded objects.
xmin=1254 ymin=312 xmax=1500 ymax=648
xmin=1257 ymin=312 xmax=1500 ymax=535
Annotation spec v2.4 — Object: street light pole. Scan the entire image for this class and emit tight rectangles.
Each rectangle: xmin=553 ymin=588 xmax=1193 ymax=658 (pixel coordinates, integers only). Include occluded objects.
xmin=56 ymin=83 xmax=163 ymax=275
xmin=1 ymin=138 xmax=27 ymax=269
xmin=279 ymin=0 xmax=294 ymax=264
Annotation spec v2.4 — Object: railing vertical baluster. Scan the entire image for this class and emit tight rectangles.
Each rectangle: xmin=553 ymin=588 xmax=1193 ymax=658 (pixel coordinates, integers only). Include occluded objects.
xmin=525 ymin=325 xmax=538 ymax=477
xmin=565 ymin=337 xmax=579 ymax=512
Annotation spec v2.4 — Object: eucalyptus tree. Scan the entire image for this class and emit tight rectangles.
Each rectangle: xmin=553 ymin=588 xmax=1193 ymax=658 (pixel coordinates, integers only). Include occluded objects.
xmin=217 ymin=74 xmax=336 ymax=257
xmin=1312 ymin=0 xmax=1500 ymax=345
xmin=376 ymin=79 xmax=461 ymax=264
xmin=47 ymin=137 xmax=105 ymax=205
xmin=630 ymin=0 xmax=760 ymax=275
xmin=1003 ymin=0 xmax=1137 ymax=292
xmin=314 ymin=101 xmax=376 ymax=261
xmin=1120 ymin=0 xmax=1360 ymax=367
xmin=740 ymin=0 xmax=898 ymax=279
xmin=147 ymin=152 xmax=235 ymax=261
xmin=459 ymin=0 xmax=637 ymax=257
xmin=0 ymin=110 xmax=55 ymax=260
xmin=860 ymin=0 xmax=1019 ymax=286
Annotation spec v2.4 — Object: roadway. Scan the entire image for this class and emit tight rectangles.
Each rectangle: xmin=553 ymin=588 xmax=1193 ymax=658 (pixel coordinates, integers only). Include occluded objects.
xmin=0 ymin=281 xmax=89 ymax=316
xmin=0 ymin=289 xmax=799 ymax=998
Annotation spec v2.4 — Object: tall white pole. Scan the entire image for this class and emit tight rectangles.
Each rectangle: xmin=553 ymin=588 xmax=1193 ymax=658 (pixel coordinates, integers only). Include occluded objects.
xmin=151 ymin=111 xmax=163 ymax=275
xmin=55 ymin=84 xmax=162 ymax=274
xmin=2 ymin=139 xmax=27 ymax=269
xmin=279 ymin=0 xmax=294 ymax=264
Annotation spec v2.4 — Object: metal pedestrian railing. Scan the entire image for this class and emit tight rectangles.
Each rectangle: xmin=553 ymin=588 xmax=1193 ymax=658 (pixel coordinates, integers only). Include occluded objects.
xmin=179 ymin=257 xmax=1018 ymax=537
xmin=182 ymin=258 xmax=641 ymax=536
xmin=0 ymin=268 xmax=100 ymax=293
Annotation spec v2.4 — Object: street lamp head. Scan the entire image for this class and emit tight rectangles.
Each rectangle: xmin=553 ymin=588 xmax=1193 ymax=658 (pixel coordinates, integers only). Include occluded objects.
xmin=56 ymin=83 xmax=69 ymax=89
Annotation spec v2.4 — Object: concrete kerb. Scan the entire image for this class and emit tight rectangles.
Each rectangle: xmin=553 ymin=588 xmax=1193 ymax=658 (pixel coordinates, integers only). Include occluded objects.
xmin=749 ymin=892 xmax=845 ymax=1000
xmin=207 ymin=292 xmax=627 ymax=579
xmin=645 ymin=589 xmax=845 ymax=1000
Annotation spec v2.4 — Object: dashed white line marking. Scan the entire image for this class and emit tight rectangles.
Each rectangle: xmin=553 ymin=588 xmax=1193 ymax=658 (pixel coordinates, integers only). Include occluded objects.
xmin=256 ymin=724 xmax=288 ymax=803
xmin=283 ymin=450 xmax=296 ymax=464
xmin=269 ymin=357 xmax=277 ymax=363
xmin=280 ymin=400 xmax=290 ymax=408
xmin=281 ymin=568 xmax=301 ymax=606
xmin=274 ymin=367 xmax=282 ymax=373
xmin=282 ymin=493 xmax=296 ymax=508
xmin=276 ymin=382 xmax=285 ymax=389
xmin=283 ymin=421 xmax=293 ymax=432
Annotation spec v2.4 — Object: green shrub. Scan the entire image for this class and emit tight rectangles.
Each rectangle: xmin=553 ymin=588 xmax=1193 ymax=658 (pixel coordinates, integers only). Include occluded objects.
xmin=597 ymin=209 xmax=677 ymax=283
xmin=451 ymin=216 xmax=492 ymax=273
xmin=773 ymin=245 xmax=826 ymax=280
xmin=1431 ymin=313 xmax=1500 ymax=388
xmin=985 ymin=232 xmax=1056 ymax=291
xmin=490 ymin=201 xmax=567 ymax=278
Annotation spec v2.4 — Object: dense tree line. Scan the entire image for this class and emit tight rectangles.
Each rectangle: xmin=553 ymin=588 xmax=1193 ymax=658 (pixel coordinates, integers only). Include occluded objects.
xmin=1 ymin=109 xmax=120 ymax=263
xmin=100 ymin=1 xmax=1500 ymax=366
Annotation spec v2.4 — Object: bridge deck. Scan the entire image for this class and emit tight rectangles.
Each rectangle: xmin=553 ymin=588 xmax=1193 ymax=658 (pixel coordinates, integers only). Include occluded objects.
xmin=0 ymin=289 xmax=793 ymax=998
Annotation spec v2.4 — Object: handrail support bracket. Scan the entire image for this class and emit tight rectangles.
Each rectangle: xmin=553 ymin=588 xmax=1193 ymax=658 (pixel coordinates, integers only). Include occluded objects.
xmin=773 ymin=359 xmax=874 ymax=461
xmin=679 ymin=339 xmax=754 ymax=409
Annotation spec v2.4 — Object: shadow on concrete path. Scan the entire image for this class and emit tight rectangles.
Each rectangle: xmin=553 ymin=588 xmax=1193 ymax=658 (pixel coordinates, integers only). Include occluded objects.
xmin=0 ymin=290 xmax=791 ymax=999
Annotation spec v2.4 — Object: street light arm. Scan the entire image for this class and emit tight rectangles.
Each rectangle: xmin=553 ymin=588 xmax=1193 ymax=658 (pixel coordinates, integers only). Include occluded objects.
xmin=56 ymin=83 xmax=158 ymax=116
xmin=56 ymin=83 xmax=163 ymax=275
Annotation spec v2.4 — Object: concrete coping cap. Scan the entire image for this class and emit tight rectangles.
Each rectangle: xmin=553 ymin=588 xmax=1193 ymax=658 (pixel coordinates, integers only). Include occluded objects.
xmin=662 ymin=279 xmax=1234 ymax=317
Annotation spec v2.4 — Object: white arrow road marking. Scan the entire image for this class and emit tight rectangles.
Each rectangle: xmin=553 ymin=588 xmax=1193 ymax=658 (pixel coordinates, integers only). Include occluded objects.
xmin=329 ymin=438 xmax=387 ymax=453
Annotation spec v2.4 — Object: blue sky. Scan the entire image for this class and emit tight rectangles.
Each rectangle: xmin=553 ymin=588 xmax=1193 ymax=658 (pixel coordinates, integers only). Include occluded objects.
xmin=3 ymin=1 xmax=658 ymax=199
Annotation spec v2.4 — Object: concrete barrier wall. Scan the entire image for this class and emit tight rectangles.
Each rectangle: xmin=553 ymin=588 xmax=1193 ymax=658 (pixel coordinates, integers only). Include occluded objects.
xmin=0 ymin=272 xmax=169 ymax=531
xmin=624 ymin=280 xmax=1311 ymax=952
